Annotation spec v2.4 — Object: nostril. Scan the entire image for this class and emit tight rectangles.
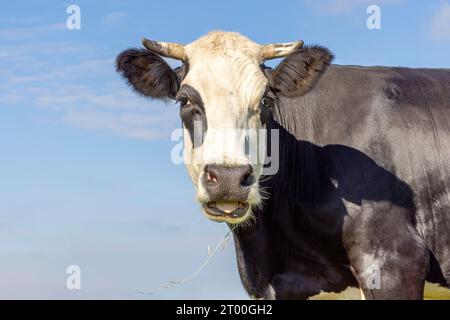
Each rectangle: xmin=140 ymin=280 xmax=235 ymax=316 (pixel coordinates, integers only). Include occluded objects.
xmin=204 ymin=165 xmax=219 ymax=186
xmin=240 ymin=173 xmax=255 ymax=187
xmin=240 ymin=166 xmax=255 ymax=187
xmin=206 ymin=171 xmax=218 ymax=185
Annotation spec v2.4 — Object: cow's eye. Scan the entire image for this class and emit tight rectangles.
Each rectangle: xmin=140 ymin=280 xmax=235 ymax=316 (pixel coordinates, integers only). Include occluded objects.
xmin=259 ymin=97 xmax=273 ymax=125
xmin=260 ymin=97 xmax=273 ymax=107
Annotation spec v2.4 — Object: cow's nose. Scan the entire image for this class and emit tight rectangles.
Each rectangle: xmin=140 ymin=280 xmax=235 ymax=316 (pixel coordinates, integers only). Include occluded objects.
xmin=203 ymin=164 xmax=255 ymax=201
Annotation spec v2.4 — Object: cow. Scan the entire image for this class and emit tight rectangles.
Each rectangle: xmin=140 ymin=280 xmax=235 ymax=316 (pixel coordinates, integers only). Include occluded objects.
xmin=116 ymin=31 xmax=450 ymax=299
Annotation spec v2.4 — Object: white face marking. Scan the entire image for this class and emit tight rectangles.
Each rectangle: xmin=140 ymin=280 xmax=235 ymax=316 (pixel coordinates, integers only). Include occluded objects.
xmin=180 ymin=32 xmax=269 ymax=223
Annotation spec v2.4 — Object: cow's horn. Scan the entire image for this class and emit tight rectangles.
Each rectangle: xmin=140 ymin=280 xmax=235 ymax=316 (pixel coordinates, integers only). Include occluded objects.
xmin=142 ymin=37 xmax=186 ymax=61
xmin=259 ymin=41 xmax=304 ymax=61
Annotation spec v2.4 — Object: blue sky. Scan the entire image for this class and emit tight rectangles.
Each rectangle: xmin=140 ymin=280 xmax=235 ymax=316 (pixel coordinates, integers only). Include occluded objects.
xmin=0 ymin=0 xmax=449 ymax=299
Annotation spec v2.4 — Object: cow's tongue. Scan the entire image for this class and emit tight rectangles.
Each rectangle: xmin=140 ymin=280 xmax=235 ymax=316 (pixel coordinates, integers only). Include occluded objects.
xmin=215 ymin=201 xmax=240 ymax=213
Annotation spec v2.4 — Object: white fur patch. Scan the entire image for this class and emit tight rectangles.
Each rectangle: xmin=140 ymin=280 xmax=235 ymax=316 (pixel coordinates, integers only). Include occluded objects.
xmin=181 ymin=32 xmax=269 ymax=212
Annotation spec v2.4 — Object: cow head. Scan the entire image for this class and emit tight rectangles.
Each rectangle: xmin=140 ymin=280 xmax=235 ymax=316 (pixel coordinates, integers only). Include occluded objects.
xmin=116 ymin=31 xmax=332 ymax=225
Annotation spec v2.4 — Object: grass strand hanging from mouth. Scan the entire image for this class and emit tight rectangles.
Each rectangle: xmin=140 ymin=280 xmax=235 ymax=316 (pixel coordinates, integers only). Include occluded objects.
xmin=136 ymin=225 xmax=237 ymax=297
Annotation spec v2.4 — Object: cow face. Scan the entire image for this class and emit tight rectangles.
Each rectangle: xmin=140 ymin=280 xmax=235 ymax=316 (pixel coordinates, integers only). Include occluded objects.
xmin=116 ymin=31 xmax=332 ymax=225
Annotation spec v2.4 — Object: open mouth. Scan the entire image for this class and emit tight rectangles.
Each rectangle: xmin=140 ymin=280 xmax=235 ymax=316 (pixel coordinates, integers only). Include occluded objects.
xmin=202 ymin=201 xmax=249 ymax=223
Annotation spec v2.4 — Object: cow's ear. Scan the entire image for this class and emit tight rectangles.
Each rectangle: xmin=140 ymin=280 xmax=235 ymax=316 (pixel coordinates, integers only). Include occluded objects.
xmin=116 ymin=48 xmax=179 ymax=100
xmin=266 ymin=46 xmax=333 ymax=97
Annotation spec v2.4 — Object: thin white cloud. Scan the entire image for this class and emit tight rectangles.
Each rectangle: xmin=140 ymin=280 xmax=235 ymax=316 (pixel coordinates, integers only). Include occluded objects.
xmin=64 ymin=110 xmax=174 ymax=140
xmin=3 ymin=41 xmax=93 ymax=56
xmin=304 ymin=0 xmax=405 ymax=15
xmin=0 ymin=23 xmax=65 ymax=40
xmin=9 ymin=58 xmax=112 ymax=84
xmin=102 ymin=12 xmax=127 ymax=25
xmin=427 ymin=1 xmax=450 ymax=42
xmin=0 ymin=16 xmax=44 ymax=24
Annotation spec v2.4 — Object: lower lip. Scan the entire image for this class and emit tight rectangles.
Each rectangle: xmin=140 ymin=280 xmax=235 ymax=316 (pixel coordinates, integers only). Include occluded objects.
xmin=202 ymin=201 xmax=249 ymax=222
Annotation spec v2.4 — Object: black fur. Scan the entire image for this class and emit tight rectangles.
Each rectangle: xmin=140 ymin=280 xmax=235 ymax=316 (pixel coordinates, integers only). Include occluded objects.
xmin=176 ymin=84 xmax=207 ymax=147
xmin=235 ymin=65 xmax=450 ymax=299
xmin=266 ymin=46 xmax=334 ymax=97
xmin=115 ymin=48 xmax=180 ymax=99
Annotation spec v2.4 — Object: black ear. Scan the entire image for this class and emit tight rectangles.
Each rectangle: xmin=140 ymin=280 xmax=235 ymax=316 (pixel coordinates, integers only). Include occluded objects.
xmin=267 ymin=46 xmax=333 ymax=97
xmin=116 ymin=48 xmax=180 ymax=100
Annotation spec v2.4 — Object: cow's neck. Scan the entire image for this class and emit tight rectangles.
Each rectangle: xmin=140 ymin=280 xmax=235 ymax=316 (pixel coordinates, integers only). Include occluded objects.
xmin=231 ymin=100 xmax=355 ymax=299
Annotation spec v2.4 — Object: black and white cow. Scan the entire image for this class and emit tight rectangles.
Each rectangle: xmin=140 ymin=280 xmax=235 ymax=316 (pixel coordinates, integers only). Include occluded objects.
xmin=116 ymin=31 xmax=450 ymax=299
